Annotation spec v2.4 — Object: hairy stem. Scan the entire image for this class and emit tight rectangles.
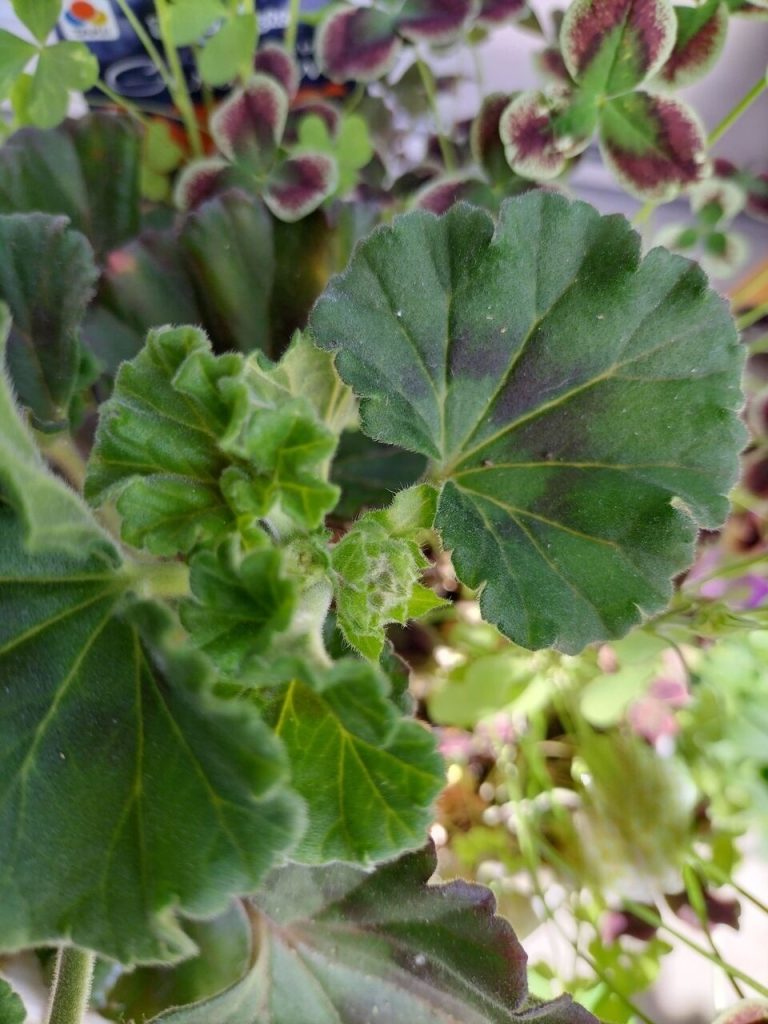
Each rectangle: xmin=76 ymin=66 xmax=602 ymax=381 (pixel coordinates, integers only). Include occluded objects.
xmin=92 ymin=80 xmax=149 ymax=124
xmin=416 ymin=56 xmax=457 ymax=173
xmin=737 ymin=300 xmax=768 ymax=332
xmin=46 ymin=947 xmax=95 ymax=1024
xmin=153 ymin=0 xmax=204 ymax=156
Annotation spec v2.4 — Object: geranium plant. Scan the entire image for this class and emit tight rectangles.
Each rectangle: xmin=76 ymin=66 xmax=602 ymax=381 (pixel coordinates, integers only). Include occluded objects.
xmin=0 ymin=0 xmax=766 ymax=1022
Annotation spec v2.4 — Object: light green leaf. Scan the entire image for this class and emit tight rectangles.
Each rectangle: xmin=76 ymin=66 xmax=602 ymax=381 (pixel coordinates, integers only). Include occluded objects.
xmin=11 ymin=0 xmax=59 ymax=42
xmin=169 ymin=0 xmax=226 ymax=46
xmin=255 ymin=659 xmax=444 ymax=862
xmin=310 ymin=192 xmax=745 ymax=653
xmin=199 ymin=13 xmax=257 ymax=86
xmin=0 ymin=30 xmax=35 ymax=99
xmin=331 ymin=505 xmax=446 ymax=661
xmin=149 ymin=844 xmax=594 ymax=1024
xmin=0 ymin=213 xmax=99 ymax=429
xmin=180 ymin=537 xmax=297 ymax=674
xmin=0 ymin=977 xmax=26 ymax=1024
xmin=0 ymin=308 xmax=115 ymax=560
xmin=26 ymin=42 xmax=98 ymax=129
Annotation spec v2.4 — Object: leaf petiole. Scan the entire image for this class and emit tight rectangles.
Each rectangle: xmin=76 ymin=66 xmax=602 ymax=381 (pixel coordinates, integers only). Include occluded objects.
xmin=45 ymin=947 xmax=95 ymax=1024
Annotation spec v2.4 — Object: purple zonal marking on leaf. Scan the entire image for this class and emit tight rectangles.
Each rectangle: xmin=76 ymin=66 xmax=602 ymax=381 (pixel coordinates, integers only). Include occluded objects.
xmin=535 ymin=46 xmax=572 ymax=83
xmin=499 ymin=90 xmax=589 ymax=180
xmin=600 ymin=92 xmax=709 ymax=201
xmin=265 ymin=152 xmax=338 ymax=222
xmin=210 ymin=74 xmax=288 ymax=169
xmin=477 ymin=0 xmax=527 ymax=24
xmin=397 ymin=0 xmax=477 ymax=42
xmin=413 ymin=176 xmax=491 ymax=214
xmin=254 ymin=43 xmax=300 ymax=99
xmin=561 ymin=0 xmax=676 ymax=89
xmin=174 ymin=157 xmax=230 ymax=210
xmin=287 ymin=100 xmax=341 ymax=143
xmin=657 ymin=2 xmax=729 ymax=88
xmin=315 ymin=6 xmax=401 ymax=83
xmin=470 ymin=92 xmax=510 ymax=165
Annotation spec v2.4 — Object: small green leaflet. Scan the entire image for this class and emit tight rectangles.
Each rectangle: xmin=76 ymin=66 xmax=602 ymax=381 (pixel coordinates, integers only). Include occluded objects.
xmin=11 ymin=0 xmax=60 ymax=42
xmin=0 ymin=977 xmax=25 ymax=1024
xmin=148 ymin=844 xmax=597 ymax=1024
xmin=254 ymin=658 xmax=444 ymax=863
xmin=332 ymin=485 xmax=447 ymax=660
xmin=310 ymin=193 xmax=745 ymax=653
xmin=25 ymin=42 xmax=98 ymax=129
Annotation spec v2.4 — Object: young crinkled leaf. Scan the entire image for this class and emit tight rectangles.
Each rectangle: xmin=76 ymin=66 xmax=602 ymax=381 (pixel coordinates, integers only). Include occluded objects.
xmin=253 ymin=658 xmax=444 ymax=862
xmin=599 ymin=91 xmax=709 ymax=200
xmin=149 ymin=844 xmax=597 ymax=1024
xmin=560 ymin=0 xmax=676 ymax=95
xmin=655 ymin=0 xmax=729 ymax=88
xmin=0 ymin=978 xmax=25 ymax=1024
xmin=85 ymin=325 xmax=341 ymax=554
xmin=0 ymin=354 xmax=301 ymax=964
xmin=0 ymin=213 xmax=98 ymax=429
xmin=180 ymin=537 xmax=297 ymax=675
xmin=310 ymin=192 xmax=745 ymax=653
xmin=332 ymin=485 xmax=447 ymax=660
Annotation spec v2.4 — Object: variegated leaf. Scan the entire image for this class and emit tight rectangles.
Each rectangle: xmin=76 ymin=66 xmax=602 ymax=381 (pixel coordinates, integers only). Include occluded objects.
xmin=316 ymin=5 xmax=401 ymax=82
xmin=656 ymin=0 xmax=729 ymax=88
xmin=254 ymin=43 xmax=300 ymax=99
xmin=210 ymin=75 xmax=289 ymax=173
xmin=398 ymin=0 xmax=478 ymax=42
xmin=500 ymin=90 xmax=593 ymax=180
xmin=265 ymin=152 xmax=338 ymax=222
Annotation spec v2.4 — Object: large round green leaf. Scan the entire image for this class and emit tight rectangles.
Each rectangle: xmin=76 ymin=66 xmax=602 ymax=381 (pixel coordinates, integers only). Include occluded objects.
xmin=310 ymin=193 xmax=744 ymax=653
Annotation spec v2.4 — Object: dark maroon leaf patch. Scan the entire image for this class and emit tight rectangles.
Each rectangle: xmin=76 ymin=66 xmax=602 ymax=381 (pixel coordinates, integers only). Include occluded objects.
xmin=265 ymin=152 xmax=338 ymax=222
xmin=500 ymin=90 xmax=591 ymax=180
xmin=657 ymin=0 xmax=729 ymax=87
xmin=478 ymin=0 xmax=528 ymax=24
xmin=254 ymin=43 xmax=300 ymax=99
xmin=316 ymin=6 xmax=401 ymax=82
xmin=210 ymin=75 xmax=288 ymax=170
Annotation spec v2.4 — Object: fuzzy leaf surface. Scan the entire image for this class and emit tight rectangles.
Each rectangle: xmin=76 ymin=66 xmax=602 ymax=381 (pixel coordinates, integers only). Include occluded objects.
xmin=150 ymin=844 xmax=597 ymax=1024
xmin=0 ymin=213 xmax=98 ymax=428
xmin=0 ymin=374 xmax=301 ymax=964
xmin=255 ymin=659 xmax=444 ymax=863
xmin=310 ymin=193 xmax=744 ymax=652
xmin=0 ymin=114 xmax=141 ymax=257
xmin=0 ymin=978 xmax=25 ymax=1024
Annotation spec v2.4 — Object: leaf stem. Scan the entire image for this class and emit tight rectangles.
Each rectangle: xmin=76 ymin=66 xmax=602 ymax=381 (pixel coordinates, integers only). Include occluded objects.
xmin=38 ymin=433 xmax=88 ymax=491
xmin=284 ymin=0 xmax=302 ymax=55
xmin=624 ymin=901 xmax=768 ymax=998
xmin=737 ymin=300 xmax=768 ymax=332
xmin=416 ymin=56 xmax=457 ymax=173
xmin=45 ymin=947 xmax=95 ymax=1024
xmin=92 ymin=79 xmax=150 ymax=125
xmin=708 ymin=75 xmax=767 ymax=147
xmin=153 ymin=0 xmax=204 ymax=157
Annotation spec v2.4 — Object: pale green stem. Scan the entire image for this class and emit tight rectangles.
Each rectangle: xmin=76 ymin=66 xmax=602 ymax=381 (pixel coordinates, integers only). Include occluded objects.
xmin=624 ymin=901 xmax=768 ymax=998
xmin=708 ymin=75 xmax=767 ymax=147
xmin=92 ymin=79 xmax=150 ymax=124
xmin=46 ymin=947 xmax=95 ymax=1024
xmin=416 ymin=56 xmax=456 ymax=173
xmin=153 ymin=0 xmax=204 ymax=156
xmin=38 ymin=433 xmax=87 ymax=491
xmin=632 ymin=75 xmax=768 ymax=228
xmin=284 ymin=0 xmax=302 ymax=55
xmin=113 ymin=0 xmax=173 ymax=90
xmin=737 ymin=300 xmax=768 ymax=332
xmin=693 ymin=857 xmax=768 ymax=918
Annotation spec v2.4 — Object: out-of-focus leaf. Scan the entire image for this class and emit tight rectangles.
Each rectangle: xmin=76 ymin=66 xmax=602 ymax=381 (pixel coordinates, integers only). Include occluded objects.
xmin=0 ymin=31 xmax=35 ymax=98
xmin=11 ymin=0 xmax=59 ymax=41
xmin=150 ymin=843 xmax=597 ymax=1024
xmin=316 ymin=5 xmax=401 ymax=83
xmin=0 ymin=977 xmax=25 ymax=1024
xmin=398 ymin=0 xmax=476 ymax=42
xmin=0 ymin=213 xmax=98 ymax=429
xmin=311 ymin=193 xmax=744 ymax=652
xmin=25 ymin=42 xmax=98 ymax=129
xmin=199 ymin=12 xmax=257 ymax=86
xmin=254 ymin=43 xmax=300 ymax=99
xmin=656 ymin=0 xmax=729 ymax=88
xmin=599 ymin=91 xmax=709 ymax=200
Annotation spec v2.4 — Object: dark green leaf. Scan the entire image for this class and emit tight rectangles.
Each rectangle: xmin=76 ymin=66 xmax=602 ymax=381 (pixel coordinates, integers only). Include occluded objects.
xmin=330 ymin=431 xmax=428 ymax=518
xmin=150 ymin=844 xmax=596 ymax=1024
xmin=0 ymin=213 xmax=98 ymax=429
xmin=0 ymin=114 xmax=142 ymax=257
xmin=310 ymin=193 xmax=744 ymax=652
xmin=105 ymin=902 xmax=251 ymax=1023
xmin=255 ymin=659 xmax=443 ymax=863
xmin=560 ymin=0 xmax=676 ymax=95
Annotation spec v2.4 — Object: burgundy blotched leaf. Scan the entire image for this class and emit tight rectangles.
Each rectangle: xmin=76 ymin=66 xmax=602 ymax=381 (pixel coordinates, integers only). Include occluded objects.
xmin=535 ymin=46 xmax=572 ymax=83
xmin=174 ymin=157 xmax=231 ymax=210
xmin=747 ymin=172 xmax=768 ymax=222
xmin=398 ymin=0 xmax=478 ymax=42
xmin=316 ymin=5 xmax=401 ymax=82
xmin=210 ymin=75 xmax=288 ymax=171
xmin=286 ymin=100 xmax=342 ymax=146
xmin=560 ymin=0 xmax=676 ymax=94
xmin=265 ymin=152 xmax=338 ymax=222
xmin=254 ymin=43 xmax=300 ymax=99
xmin=500 ymin=90 xmax=591 ymax=180
xmin=599 ymin=91 xmax=709 ymax=200
xmin=471 ymin=91 xmax=515 ymax=183
xmin=413 ymin=175 xmax=497 ymax=214
xmin=477 ymin=0 xmax=527 ymax=24
xmin=657 ymin=0 xmax=729 ymax=88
